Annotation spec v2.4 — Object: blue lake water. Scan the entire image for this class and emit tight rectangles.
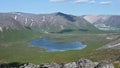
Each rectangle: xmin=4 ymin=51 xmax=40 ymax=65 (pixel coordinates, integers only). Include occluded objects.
xmin=31 ymin=38 xmax=87 ymax=52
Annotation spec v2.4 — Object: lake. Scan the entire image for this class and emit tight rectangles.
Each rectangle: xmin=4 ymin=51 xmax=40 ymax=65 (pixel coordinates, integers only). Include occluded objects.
xmin=30 ymin=38 xmax=87 ymax=52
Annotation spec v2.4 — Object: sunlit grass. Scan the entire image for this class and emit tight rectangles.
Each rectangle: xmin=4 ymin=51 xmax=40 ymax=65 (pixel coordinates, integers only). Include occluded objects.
xmin=0 ymin=30 xmax=120 ymax=64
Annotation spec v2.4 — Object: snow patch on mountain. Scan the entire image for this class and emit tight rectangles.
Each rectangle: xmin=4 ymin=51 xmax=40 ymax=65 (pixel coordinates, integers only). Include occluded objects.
xmin=14 ymin=15 xmax=17 ymax=20
xmin=31 ymin=19 xmax=33 ymax=22
xmin=42 ymin=16 xmax=46 ymax=21
xmin=0 ymin=26 xmax=3 ymax=32
xmin=95 ymin=24 xmax=119 ymax=30
xmin=30 ymin=23 xmax=33 ymax=27
xmin=94 ymin=24 xmax=111 ymax=30
xmin=25 ymin=18 xmax=28 ymax=24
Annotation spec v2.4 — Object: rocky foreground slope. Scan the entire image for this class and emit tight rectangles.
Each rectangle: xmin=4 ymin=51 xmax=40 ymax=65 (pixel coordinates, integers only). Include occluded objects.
xmin=0 ymin=59 xmax=116 ymax=68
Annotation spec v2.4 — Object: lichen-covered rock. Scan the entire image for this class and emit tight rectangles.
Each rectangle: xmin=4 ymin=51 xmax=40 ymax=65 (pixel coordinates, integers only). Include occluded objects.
xmin=64 ymin=62 xmax=77 ymax=68
xmin=94 ymin=62 xmax=99 ymax=67
xmin=40 ymin=63 xmax=63 ymax=68
xmin=77 ymin=59 xmax=95 ymax=68
xmin=2 ymin=59 xmax=115 ymax=68
xmin=95 ymin=61 xmax=114 ymax=68
xmin=19 ymin=63 xmax=39 ymax=68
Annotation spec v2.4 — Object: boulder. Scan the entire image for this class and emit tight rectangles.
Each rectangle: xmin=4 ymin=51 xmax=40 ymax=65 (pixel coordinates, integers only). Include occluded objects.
xmin=95 ymin=61 xmax=114 ymax=68
xmin=40 ymin=63 xmax=63 ymax=68
xmin=64 ymin=62 xmax=77 ymax=68
xmin=19 ymin=63 xmax=40 ymax=68
xmin=77 ymin=59 xmax=95 ymax=68
xmin=0 ymin=59 xmax=115 ymax=68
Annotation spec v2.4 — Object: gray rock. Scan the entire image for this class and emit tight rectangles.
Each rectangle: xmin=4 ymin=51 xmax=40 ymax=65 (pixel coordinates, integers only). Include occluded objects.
xmin=40 ymin=63 xmax=63 ymax=68
xmin=94 ymin=62 xmax=99 ymax=67
xmin=77 ymin=59 xmax=95 ymax=68
xmin=95 ymin=61 xmax=114 ymax=68
xmin=18 ymin=59 xmax=115 ymax=68
xmin=19 ymin=63 xmax=40 ymax=68
xmin=64 ymin=62 xmax=77 ymax=68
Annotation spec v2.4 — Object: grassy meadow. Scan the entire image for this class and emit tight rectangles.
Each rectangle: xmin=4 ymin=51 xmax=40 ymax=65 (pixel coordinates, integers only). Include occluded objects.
xmin=0 ymin=29 xmax=120 ymax=65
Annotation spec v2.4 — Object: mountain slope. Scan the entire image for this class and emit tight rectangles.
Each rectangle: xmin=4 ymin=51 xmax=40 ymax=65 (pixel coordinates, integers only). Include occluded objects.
xmin=0 ymin=13 xmax=24 ymax=31
xmin=83 ymin=15 xmax=120 ymax=30
xmin=0 ymin=12 xmax=97 ymax=32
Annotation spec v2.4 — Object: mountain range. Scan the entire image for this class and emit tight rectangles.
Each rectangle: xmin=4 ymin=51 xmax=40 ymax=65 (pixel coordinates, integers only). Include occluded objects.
xmin=0 ymin=12 xmax=120 ymax=32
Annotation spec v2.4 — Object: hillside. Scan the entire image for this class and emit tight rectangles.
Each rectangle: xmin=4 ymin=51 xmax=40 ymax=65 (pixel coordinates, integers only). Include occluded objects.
xmin=0 ymin=12 xmax=97 ymax=33
xmin=83 ymin=15 xmax=120 ymax=30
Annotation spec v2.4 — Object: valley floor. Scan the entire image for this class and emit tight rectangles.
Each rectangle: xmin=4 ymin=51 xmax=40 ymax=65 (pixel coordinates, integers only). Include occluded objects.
xmin=0 ymin=30 xmax=120 ymax=67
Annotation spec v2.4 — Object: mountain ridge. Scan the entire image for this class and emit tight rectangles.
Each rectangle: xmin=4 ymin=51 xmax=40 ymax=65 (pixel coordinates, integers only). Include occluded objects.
xmin=0 ymin=12 xmax=120 ymax=32
xmin=0 ymin=12 xmax=97 ymax=32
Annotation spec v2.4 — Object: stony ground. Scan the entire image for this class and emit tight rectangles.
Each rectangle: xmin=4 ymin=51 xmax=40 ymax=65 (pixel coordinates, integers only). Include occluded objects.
xmin=0 ymin=59 xmax=116 ymax=68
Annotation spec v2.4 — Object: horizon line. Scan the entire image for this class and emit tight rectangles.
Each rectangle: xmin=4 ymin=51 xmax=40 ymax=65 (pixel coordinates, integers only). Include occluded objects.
xmin=0 ymin=11 xmax=120 ymax=16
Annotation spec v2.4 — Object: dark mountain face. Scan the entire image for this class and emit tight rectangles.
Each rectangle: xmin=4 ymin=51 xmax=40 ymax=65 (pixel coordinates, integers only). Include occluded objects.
xmin=0 ymin=12 xmax=96 ymax=32
xmin=54 ymin=12 xmax=76 ymax=22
